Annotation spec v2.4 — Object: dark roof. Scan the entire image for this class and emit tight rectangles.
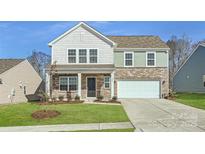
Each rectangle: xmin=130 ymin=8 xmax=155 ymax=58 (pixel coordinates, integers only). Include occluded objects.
xmin=107 ymin=36 xmax=169 ymax=48
xmin=0 ymin=59 xmax=24 ymax=74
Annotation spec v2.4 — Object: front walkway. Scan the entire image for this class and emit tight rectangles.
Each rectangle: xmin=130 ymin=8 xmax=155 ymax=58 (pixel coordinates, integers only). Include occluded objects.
xmin=121 ymin=99 xmax=205 ymax=132
xmin=0 ymin=122 xmax=133 ymax=132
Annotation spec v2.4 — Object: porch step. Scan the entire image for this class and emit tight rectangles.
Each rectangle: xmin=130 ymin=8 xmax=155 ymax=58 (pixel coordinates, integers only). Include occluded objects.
xmin=84 ymin=97 xmax=96 ymax=103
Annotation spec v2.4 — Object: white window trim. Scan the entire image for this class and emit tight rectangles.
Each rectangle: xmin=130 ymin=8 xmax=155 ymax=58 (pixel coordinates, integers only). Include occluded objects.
xmin=67 ymin=48 xmax=98 ymax=64
xmin=104 ymin=76 xmax=111 ymax=89
xmin=146 ymin=51 xmax=156 ymax=67
xmin=89 ymin=49 xmax=98 ymax=64
xmin=59 ymin=76 xmax=78 ymax=92
xmin=79 ymin=49 xmax=87 ymax=63
xmin=67 ymin=49 xmax=77 ymax=64
xmin=124 ymin=52 xmax=134 ymax=67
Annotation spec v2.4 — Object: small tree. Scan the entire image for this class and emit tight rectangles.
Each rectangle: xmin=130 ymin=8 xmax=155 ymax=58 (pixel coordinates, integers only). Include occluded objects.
xmin=49 ymin=61 xmax=57 ymax=99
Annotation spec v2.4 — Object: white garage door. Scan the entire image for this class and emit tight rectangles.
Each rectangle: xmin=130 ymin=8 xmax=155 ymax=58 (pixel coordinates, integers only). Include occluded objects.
xmin=118 ymin=80 xmax=160 ymax=98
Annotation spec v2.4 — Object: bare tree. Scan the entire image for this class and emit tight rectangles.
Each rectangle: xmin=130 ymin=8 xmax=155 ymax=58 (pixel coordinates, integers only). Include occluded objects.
xmin=27 ymin=50 xmax=51 ymax=80
xmin=167 ymin=34 xmax=192 ymax=89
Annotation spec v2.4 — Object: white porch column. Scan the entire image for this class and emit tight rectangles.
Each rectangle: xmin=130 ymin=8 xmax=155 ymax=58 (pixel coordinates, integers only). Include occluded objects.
xmin=111 ymin=71 xmax=115 ymax=98
xmin=78 ymin=73 xmax=81 ymax=98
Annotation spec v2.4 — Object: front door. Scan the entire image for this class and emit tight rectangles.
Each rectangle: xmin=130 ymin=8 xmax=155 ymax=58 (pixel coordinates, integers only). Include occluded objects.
xmin=87 ymin=77 xmax=96 ymax=97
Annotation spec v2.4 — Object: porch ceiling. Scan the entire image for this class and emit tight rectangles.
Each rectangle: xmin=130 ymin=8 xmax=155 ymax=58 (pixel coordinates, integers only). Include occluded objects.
xmin=46 ymin=64 xmax=115 ymax=74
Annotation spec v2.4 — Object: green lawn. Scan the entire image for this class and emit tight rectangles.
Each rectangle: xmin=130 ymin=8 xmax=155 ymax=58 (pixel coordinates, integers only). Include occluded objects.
xmin=70 ymin=128 xmax=135 ymax=132
xmin=0 ymin=103 xmax=129 ymax=127
xmin=175 ymin=93 xmax=205 ymax=110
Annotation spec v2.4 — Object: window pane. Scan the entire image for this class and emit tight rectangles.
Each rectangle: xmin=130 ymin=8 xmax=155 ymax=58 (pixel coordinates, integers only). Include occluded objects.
xmin=68 ymin=49 xmax=76 ymax=63
xmin=148 ymin=53 xmax=154 ymax=59
xmin=79 ymin=57 xmax=87 ymax=63
xmin=60 ymin=77 xmax=68 ymax=91
xmin=125 ymin=60 xmax=132 ymax=66
xmin=68 ymin=57 xmax=76 ymax=63
xmin=104 ymin=77 xmax=110 ymax=82
xmin=148 ymin=60 xmax=154 ymax=66
xmin=68 ymin=49 xmax=76 ymax=56
xmin=90 ymin=49 xmax=97 ymax=55
xmin=104 ymin=76 xmax=110 ymax=88
xmin=125 ymin=53 xmax=132 ymax=59
xmin=69 ymin=77 xmax=77 ymax=91
xmin=105 ymin=83 xmax=110 ymax=88
xmin=79 ymin=49 xmax=86 ymax=56
xmin=90 ymin=57 xmax=97 ymax=63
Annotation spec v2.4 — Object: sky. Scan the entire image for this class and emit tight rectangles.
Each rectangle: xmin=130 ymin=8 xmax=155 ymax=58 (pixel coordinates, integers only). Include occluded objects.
xmin=0 ymin=21 xmax=205 ymax=58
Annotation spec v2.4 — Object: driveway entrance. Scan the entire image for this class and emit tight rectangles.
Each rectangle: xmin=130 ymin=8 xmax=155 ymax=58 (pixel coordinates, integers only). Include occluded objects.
xmin=121 ymin=99 xmax=205 ymax=132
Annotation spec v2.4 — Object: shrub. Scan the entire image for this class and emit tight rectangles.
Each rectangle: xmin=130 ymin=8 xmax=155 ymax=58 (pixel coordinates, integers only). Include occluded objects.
xmin=58 ymin=95 xmax=64 ymax=101
xmin=75 ymin=95 xmax=80 ymax=101
xmin=97 ymin=95 xmax=103 ymax=101
xmin=112 ymin=96 xmax=117 ymax=101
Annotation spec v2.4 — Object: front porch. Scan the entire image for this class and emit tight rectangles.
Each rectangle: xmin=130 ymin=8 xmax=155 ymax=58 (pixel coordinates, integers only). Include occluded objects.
xmin=46 ymin=64 xmax=115 ymax=100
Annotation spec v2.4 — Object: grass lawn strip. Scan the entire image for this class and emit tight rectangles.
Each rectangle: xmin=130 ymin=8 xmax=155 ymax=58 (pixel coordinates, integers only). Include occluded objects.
xmin=175 ymin=93 xmax=205 ymax=110
xmin=0 ymin=103 xmax=129 ymax=127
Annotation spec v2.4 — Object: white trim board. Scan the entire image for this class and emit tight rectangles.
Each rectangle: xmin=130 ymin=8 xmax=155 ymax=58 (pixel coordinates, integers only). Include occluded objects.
xmin=48 ymin=22 xmax=116 ymax=47
xmin=173 ymin=43 xmax=205 ymax=77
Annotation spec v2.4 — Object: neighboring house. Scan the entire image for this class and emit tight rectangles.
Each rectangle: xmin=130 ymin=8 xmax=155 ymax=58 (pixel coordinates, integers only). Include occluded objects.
xmin=173 ymin=43 xmax=205 ymax=92
xmin=46 ymin=22 xmax=169 ymax=99
xmin=0 ymin=59 xmax=42 ymax=104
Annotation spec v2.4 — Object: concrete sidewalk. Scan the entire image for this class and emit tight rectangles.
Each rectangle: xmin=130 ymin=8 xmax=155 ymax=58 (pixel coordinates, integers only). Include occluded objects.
xmin=0 ymin=122 xmax=133 ymax=132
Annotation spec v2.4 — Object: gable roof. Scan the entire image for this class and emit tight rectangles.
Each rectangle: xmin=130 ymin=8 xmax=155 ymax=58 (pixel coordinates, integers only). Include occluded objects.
xmin=174 ymin=43 xmax=205 ymax=77
xmin=108 ymin=36 xmax=169 ymax=49
xmin=48 ymin=22 xmax=116 ymax=47
xmin=0 ymin=59 xmax=24 ymax=74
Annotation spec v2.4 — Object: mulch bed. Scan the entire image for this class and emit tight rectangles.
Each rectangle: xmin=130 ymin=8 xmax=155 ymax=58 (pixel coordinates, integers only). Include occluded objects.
xmin=37 ymin=100 xmax=84 ymax=105
xmin=94 ymin=100 xmax=121 ymax=104
xmin=31 ymin=110 xmax=61 ymax=119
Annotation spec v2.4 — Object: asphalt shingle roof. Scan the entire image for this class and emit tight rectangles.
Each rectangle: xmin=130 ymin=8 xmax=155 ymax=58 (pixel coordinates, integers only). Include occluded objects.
xmin=108 ymin=36 xmax=169 ymax=48
xmin=0 ymin=59 xmax=24 ymax=74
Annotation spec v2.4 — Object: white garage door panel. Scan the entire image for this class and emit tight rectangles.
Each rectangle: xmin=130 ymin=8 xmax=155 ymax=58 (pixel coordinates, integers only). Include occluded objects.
xmin=118 ymin=81 xmax=160 ymax=98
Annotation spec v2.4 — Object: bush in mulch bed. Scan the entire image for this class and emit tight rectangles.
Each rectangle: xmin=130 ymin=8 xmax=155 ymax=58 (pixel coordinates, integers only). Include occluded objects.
xmin=36 ymin=100 xmax=84 ymax=105
xmin=31 ymin=110 xmax=61 ymax=119
xmin=94 ymin=100 xmax=121 ymax=104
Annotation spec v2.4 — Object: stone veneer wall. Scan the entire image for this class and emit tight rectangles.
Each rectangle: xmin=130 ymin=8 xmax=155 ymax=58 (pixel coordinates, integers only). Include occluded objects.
xmin=114 ymin=67 xmax=169 ymax=98
xmin=52 ymin=74 xmax=78 ymax=99
xmin=52 ymin=73 xmax=111 ymax=99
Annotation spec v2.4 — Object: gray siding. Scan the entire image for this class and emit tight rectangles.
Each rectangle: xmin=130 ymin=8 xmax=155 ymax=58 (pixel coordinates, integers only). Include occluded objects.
xmin=173 ymin=46 xmax=205 ymax=92
xmin=52 ymin=26 xmax=113 ymax=64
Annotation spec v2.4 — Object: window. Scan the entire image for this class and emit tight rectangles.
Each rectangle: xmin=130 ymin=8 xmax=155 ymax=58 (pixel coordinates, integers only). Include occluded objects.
xmin=104 ymin=76 xmax=110 ymax=88
xmin=147 ymin=52 xmax=156 ymax=66
xmin=68 ymin=49 xmax=76 ymax=63
xmin=69 ymin=77 xmax=78 ymax=91
xmin=79 ymin=49 xmax=87 ymax=63
xmin=59 ymin=76 xmax=78 ymax=91
xmin=59 ymin=77 xmax=68 ymax=91
xmin=203 ymin=75 xmax=205 ymax=87
xmin=89 ymin=49 xmax=97 ymax=63
xmin=124 ymin=52 xmax=133 ymax=66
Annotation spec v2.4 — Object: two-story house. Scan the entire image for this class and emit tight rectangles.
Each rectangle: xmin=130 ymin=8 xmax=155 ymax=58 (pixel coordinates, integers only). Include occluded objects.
xmin=46 ymin=22 xmax=169 ymax=99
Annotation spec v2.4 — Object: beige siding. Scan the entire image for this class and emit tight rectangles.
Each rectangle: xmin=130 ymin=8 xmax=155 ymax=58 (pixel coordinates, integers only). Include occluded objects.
xmin=52 ymin=26 xmax=113 ymax=64
xmin=0 ymin=60 xmax=42 ymax=104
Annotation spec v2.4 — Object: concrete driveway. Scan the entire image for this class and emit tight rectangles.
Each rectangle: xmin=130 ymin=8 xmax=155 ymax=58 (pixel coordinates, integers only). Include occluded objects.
xmin=121 ymin=99 xmax=205 ymax=132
